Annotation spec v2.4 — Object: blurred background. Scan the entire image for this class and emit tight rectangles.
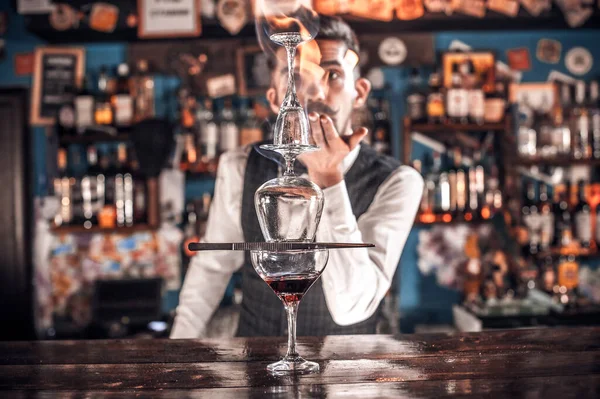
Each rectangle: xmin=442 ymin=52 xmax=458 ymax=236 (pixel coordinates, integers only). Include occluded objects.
xmin=1 ymin=0 xmax=600 ymax=340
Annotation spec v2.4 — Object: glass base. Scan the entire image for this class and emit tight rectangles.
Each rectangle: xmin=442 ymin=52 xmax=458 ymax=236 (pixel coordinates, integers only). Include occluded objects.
xmin=267 ymin=355 xmax=320 ymax=375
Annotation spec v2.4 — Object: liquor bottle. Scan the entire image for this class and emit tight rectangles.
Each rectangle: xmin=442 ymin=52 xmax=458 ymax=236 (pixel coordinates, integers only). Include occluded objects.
xmin=94 ymin=66 xmax=114 ymax=126
xmin=114 ymin=143 xmax=131 ymax=227
xmin=198 ymin=98 xmax=219 ymax=166
xmin=551 ymin=86 xmax=571 ymax=157
xmin=553 ymin=184 xmax=573 ymax=248
xmin=589 ymin=81 xmax=600 ymax=159
xmin=182 ymin=201 xmax=199 ymax=261
xmin=424 ymin=152 xmax=441 ymax=222
xmin=179 ymin=88 xmax=198 ymax=171
xmin=517 ymin=94 xmax=536 ymax=158
xmin=557 ymin=254 xmax=579 ymax=295
xmin=57 ymin=85 xmax=76 ymax=136
xmin=446 ymin=63 xmax=469 ymax=124
xmin=81 ymin=145 xmax=100 ymax=229
xmin=74 ymin=76 xmax=95 ymax=134
xmin=439 ymin=154 xmax=451 ymax=222
xmin=406 ymin=68 xmax=426 ymax=123
xmin=112 ymin=63 xmax=133 ymax=128
xmin=97 ymin=149 xmax=116 ymax=228
xmin=129 ymin=152 xmax=147 ymax=224
xmin=536 ymin=95 xmax=555 ymax=158
xmin=572 ymin=81 xmax=591 ymax=160
xmin=573 ymin=179 xmax=592 ymax=248
xmin=465 ymin=160 xmax=478 ymax=222
xmin=54 ymin=148 xmax=72 ymax=226
xmin=522 ymin=181 xmax=540 ymax=256
xmin=239 ymin=98 xmax=264 ymax=146
xmin=132 ymin=59 xmax=155 ymax=123
xmin=426 ymin=71 xmax=445 ymax=124
xmin=454 ymin=148 xmax=467 ymax=219
xmin=446 ymin=151 xmax=457 ymax=220
xmin=219 ymin=97 xmax=239 ymax=153
xmin=372 ymin=98 xmax=391 ymax=155
xmin=538 ymin=184 xmax=554 ymax=252
xmin=467 ymin=61 xmax=485 ymax=125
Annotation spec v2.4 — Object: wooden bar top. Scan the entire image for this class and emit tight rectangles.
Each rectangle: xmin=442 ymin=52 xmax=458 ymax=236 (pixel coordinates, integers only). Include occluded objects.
xmin=1 ymin=327 xmax=599 ymax=398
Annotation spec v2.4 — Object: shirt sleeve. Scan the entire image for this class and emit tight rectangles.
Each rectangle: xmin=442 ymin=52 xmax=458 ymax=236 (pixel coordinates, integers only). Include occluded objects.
xmin=317 ymin=165 xmax=423 ymax=326
xmin=170 ymin=149 xmax=247 ymax=339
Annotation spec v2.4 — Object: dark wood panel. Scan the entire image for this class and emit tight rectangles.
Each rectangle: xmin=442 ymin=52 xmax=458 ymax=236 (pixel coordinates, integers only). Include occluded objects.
xmin=0 ymin=88 xmax=34 ymax=340
xmin=4 ymin=375 xmax=600 ymax=399
xmin=1 ymin=351 xmax=599 ymax=390
xmin=2 ymin=327 xmax=598 ymax=365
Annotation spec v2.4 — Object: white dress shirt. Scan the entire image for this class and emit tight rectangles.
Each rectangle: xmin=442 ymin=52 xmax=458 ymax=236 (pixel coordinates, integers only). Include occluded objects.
xmin=170 ymin=144 xmax=424 ymax=338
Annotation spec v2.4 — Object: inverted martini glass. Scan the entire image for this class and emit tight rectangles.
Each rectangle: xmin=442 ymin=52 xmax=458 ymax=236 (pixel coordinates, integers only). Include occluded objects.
xmin=250 ymin=248 xmax=329 ymax=374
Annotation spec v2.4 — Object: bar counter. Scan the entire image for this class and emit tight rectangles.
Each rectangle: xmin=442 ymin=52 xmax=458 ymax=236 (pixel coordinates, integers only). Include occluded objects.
xmin=1 ymin=327 xmax=599 ymax=398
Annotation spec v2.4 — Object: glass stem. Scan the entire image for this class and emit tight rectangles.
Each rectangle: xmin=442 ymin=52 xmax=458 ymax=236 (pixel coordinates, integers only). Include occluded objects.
xmin=284 ymin=301 xmax=299 ymax=359
xmin=284 ymin=154 xmax=295 ymax=176
xmin=283 ymin=44 xmax=300 ymax=108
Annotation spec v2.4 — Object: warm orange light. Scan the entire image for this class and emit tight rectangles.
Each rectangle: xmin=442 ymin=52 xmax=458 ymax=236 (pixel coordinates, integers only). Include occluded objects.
xmin=442 ymin=214 xmax=452 ymax=223
xmin=481 ymin=207 xmax=491 ymax=219
xmin=464 ymin=213 xmax=473 ymax=221
xmin=419 ymin=212 xmax=436 ymax=224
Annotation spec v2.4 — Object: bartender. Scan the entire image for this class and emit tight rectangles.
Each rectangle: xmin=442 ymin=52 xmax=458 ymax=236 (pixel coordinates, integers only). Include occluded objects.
xmin=171 ymin=15 xmax=423 ymax=338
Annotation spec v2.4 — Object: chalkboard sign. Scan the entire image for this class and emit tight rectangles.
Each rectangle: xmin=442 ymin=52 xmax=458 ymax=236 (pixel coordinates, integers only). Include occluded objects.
xmin=30 ymin=47 xmax=84 ymax=126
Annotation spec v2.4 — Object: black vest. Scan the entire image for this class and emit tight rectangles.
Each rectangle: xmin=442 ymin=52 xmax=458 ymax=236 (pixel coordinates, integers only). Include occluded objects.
xmin=236 ymin=143 xmax=401 ymax=337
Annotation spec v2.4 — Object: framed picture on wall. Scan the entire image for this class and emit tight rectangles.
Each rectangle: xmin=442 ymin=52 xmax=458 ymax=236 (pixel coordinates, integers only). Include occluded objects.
xmin=138 ymin=0 xmax=201 ymax=39
xmin=236 ymin=45 xmax=271 ymax=96
xmin=30 ymin=46 xmax=85 ymax=126
xmin=442 ymin=50 xmax=496 ymax=93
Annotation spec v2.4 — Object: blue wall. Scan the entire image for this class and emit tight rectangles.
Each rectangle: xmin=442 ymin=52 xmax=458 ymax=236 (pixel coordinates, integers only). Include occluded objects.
xmin=2 ymin=3 xmax=599 ymax=329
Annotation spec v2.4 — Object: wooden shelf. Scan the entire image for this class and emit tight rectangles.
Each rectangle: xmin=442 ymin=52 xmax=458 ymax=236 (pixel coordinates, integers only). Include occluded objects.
xmin=25 ymin=4 xmax=600 ymax=44
xmin=535 ymin=247 xmax=599 ymax=258
xmin=515 ymin=157 xmax=600 ymax=167
xmin=409 ymin=121 xmax=507 ymax=134
xmin=59 ymin=131 xmax=131 ymax=145
xmin=51 ymin=224 xmax=156 ymax=235
xmin=415 ymin=215 xmax=496 ymax=226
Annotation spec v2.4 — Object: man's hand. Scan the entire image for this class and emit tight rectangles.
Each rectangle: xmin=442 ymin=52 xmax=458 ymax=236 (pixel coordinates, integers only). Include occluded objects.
xmin=298 ymin=112 xmax=368 ymax=189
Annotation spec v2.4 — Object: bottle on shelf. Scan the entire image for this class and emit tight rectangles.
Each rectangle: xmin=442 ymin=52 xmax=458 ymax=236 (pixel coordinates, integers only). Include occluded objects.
xmin=372 ymin=98 xmax=391 ymax=155
xmin=132 ymin=59 xmax=155 ymax=123
xmin=538 ymin=184 xmax=554 ymax=252
xmin=423 ymin=151 xmax=441 ymax=223
xmin=517 ymin=94 xmax=536 ymax=158
xmin=197 ymin=98 xmax=219 ymax=170
xmin=406 ymin=68 xmax=427 ymax=123
xmin=467 ymin=60 xmax=485 ymax=125
xmin=74 ymin=76 xmax=95 ymax=135
xmin=112 ymin=63 xmax=133 ymax=128
xmin=572 ymin=81 xmax=591 ymax=160
xmin=97 ymin=149 xmax=116 ymax=228
xmin=557 ymin=254 xmax=578 ymax=304
xmin=446 ymin=63 xmax=469 ymax=124
xmin=447 ymin=151 xmax=457 ymax=220
xmin=57 ymin=85 xmax=76 ymax=137
xmin=439 ymin=154 xmax=451 ymax=222
xmin=54 ymin=148 xmax=72 ymax=226
xmin=551 ymin=85 xmax=571 ymax=157
xmin=94 ymin=66 xmax=114 ymax=126
xmin=219 ymin=97 xmax=239 ymax=154
xmin=553 ymin=183 xmax=574 ymax=249
xmin=239 ymin=98 xmax=264 ymax=146
xmin=536 ymin=94 xmax=555 ymax=158
xmin=589 ymin=81 xmax=600 ymax=159
xmin=454 ymin=148 xmax=467 ymax=219
xmin=522 ymin=181 xmax=540 ymax=256
xmin=178 ymin=88 xmax=198 ymax=171
xmin=426 ymin=71 xmax=445 ymax=125
xmin=81 ymin=145 xmax=100 ymax=229
xmin=573 ymin=179 xmax=592 ymax=249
